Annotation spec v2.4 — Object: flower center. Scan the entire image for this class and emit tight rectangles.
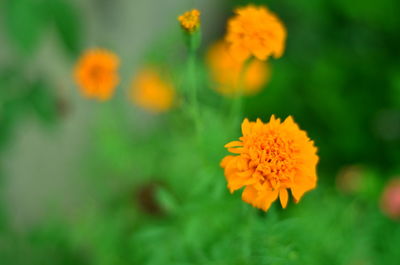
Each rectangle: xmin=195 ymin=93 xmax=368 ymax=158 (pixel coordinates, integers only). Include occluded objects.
xmin=89 ymin=65 xmax=105 ymax=80
xmin=247 ymin=134 xmax=297 ymax=189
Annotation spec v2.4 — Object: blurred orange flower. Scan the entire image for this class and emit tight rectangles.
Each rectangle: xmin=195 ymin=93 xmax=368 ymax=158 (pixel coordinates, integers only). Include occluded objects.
xmin=221 ymin=116 xmax=318 ymax=211
xmin=206 ymin=40 xmax=270 ymax=96
xmin=131 ymin=67 xmax=174 ymax=113
xmin=178 ymin=9 xmax=201 ymax=32
xmin=226 ymin=5 xmax=286 ymax=62
xmin=74 ymin=49 xmax=119 ymax=101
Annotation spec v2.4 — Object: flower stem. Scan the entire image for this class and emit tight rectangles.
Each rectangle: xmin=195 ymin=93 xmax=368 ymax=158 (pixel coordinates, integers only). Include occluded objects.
xmin=230 ymin=58 xmax=251 ymax=127
xmin=187 ymin=49 xmax=201 ymax=133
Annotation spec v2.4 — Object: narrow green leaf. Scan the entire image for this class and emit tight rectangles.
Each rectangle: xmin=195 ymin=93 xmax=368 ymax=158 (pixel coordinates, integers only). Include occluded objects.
xmin=50 ymin=0 xmax=82 ymax=56
xmin=4 ymin=0 xmax=46 ymax=54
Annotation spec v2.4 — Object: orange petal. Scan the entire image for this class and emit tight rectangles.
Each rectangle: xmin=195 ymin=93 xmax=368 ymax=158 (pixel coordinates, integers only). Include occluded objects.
xmin=257 ymin=189 xmax=279 ymax=211
xmin=229 ymin=43 xmax=251 ymax=62
xmin=253 ymin=118 xmax=264 ymax=132
xmin=252 ymin=47 xmax=269 ymax=61
xmin=242 ymin=185 xmax=258 ymax=204
xmin=224 ymin=141 xmax=243 ymax=148
xmin=291 ymin=171 xmax=317 ymax=202
xmin=283 ymin=115 xmax=294 ymax=124
xmin=241 ymin=118 xmax=251 ymax=136
xmin=291 ymin=182 xmax=315 ymax=203
xmin=227 ymin=147 xmax=244 ymax=154
xmin=220 ymin=155 xmax=235 ymax=168
xmin=283 ymin=115 xmax=300 ymax=130
xmin=237 ymin=170 xmax=253 ymax=179
xmin=291 ymin=186 xmax=305 ymax=203
xmin=227 ymin=175 xmax=248 ymax=193
xmin=279 ymin=189 xmax=289 ymax=208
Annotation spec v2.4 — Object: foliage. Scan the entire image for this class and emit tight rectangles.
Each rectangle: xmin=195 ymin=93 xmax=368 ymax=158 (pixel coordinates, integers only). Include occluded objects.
xmin=0 ymin=0 xmax=400 ymax=265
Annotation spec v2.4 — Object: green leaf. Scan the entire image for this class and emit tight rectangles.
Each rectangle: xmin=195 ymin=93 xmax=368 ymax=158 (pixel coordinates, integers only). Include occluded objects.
xmin=27 ymin=80 xmax=58 ymax=125
xmin=4 ymin=0 xmax=46 ymax=54
xmin=335 ymin=0 xmax=400 ymax=30
xmin=155 ymin=187 xmax=178 ymax=214
xmin=50 ymin=0 xmax=82 ymax=56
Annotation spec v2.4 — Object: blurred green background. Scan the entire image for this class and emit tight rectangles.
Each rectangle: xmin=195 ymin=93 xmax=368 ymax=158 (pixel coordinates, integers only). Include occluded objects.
xmin=1 ymin=0 xmax=400 ymax=264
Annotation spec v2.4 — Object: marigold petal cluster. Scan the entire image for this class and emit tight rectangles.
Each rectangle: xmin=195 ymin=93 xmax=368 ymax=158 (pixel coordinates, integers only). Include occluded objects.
xmin=226 ymin=5 xmax=286 ymax=62
xmin=131 ymin=67 xmax=175 ymax=113
xmin=221 ymin=116 xmax=318 ymax=211
xmin=207 ymin=40 xmax=270 ymax=96
xmin=74 ymin=49 xmax=119 ymax=101
xmin=178 ymin=9 xmax=201 ymax=32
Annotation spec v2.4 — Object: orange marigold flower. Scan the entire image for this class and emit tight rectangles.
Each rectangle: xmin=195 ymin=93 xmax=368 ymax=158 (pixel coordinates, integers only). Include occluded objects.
xmin=178 ymin=9 xmax=201 ymax=32
xmin=206 ymin=40 xmax=270 ymax=96
xmin=221 ymin=116 xmax=318 ymax=211
xmin=131 ymin=67 xmax=175 ymax=113
xmin=74 ymin=49 xmax=119 ymax=101
xmin=226 ymin=5 xmax=286 ymax=62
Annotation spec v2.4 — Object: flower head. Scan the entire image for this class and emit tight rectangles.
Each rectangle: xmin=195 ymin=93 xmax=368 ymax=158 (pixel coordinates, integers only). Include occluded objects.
xmin=74 ymin=49 xmax=119 ymax=101
xmin=178 ymin=9 xmax=201 ymax=32
xmin=207 ymin=40 xmax=270 ymax=96
xmin=221 ymin=116 xmax=318 ymax=211
xmin=381 ymin=178 xmax=400 ymax=220
xmin=131 ymin=67 xmax=175 ymax=113
xmin=226 ymin=5 xmax=286 ymax=62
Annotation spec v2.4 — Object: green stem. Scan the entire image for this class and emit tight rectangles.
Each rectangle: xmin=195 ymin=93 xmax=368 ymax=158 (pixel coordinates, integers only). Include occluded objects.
xmin=188 ymin=50 xmax=201 ymax=133
xmin=230 ymin=59 xmax=251 ymax=127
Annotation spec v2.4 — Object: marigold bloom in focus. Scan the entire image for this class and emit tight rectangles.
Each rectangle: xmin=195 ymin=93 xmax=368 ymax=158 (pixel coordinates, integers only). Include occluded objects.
xmin=381 ymin=178 xmax=400 ymax=220
xmin=131 ymin=67 xmax=174 ymax=113
xmin=207 ymin=40 xmax=270 ymax=96
xmin=178 ymin=9 xmax=200 ymax=32
xmin=226 ymin=5 xmax=286 ymax=62
xmin=74 ymin=49 xmax=119 ymax=100
xmin=221 ymin=116 xmax=318 ymax=211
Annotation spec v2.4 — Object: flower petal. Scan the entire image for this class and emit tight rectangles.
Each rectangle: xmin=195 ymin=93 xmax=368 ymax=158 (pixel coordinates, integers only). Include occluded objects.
xmin=256 ymin=189 xmax=279 ymax=211
xmin=291 ymin=180 xmax=316 ymax=203
xmin=279 ymin=189 xmax=289 ymax=208
xmin=224 ymin=141 xmax=243 ymax=148
xmin=227 ymin=174 xmax=248 ymax=193
xmin=228 ymin=147 xmax=244 ymax=154
xmin=241 ymin=118 xmax=251 ymax=136
xmin=242 ymin=185 xmax=258 ymax=204
xmin=220 ymin=155 xmax=235 ymax=168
